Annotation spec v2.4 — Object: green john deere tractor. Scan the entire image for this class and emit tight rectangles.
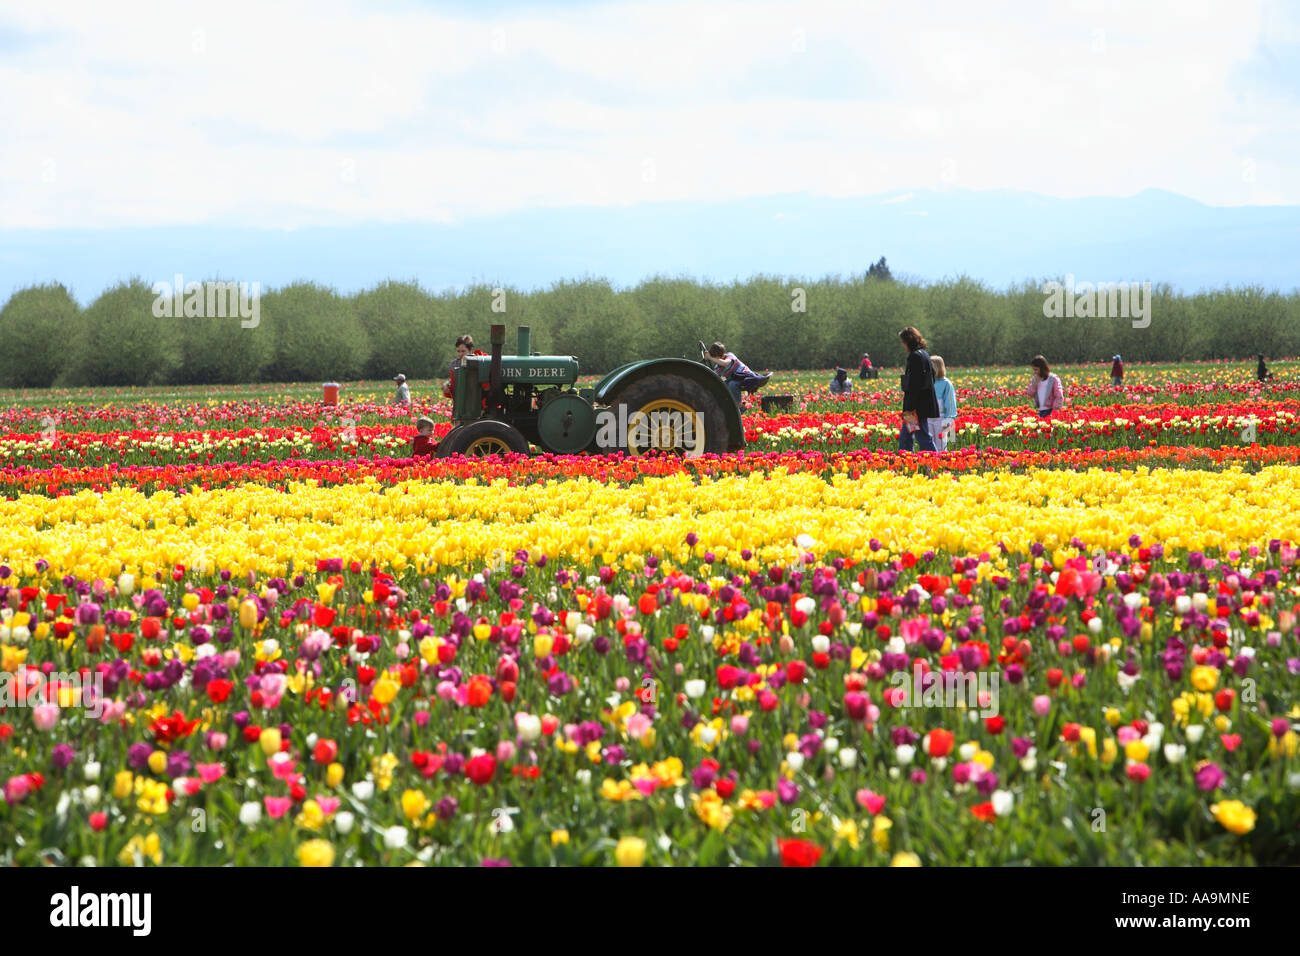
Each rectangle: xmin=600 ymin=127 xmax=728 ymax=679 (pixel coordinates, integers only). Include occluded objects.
xmin=437 ymin=324 xmax=746 ymax=457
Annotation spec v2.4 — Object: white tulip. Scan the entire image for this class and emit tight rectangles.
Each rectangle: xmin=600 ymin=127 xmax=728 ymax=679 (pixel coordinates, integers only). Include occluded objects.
xmin=1192 ymin=592 xmax=1208 ymax=611
xmin=82 ymin=785 xmax=100 ymax=806
xmin=1174 ymin=595 xmax=1191 ymax=614
xmin=795 ymin=597 xmax=816 ymax=615
xmin=516 ymin=714 xmax=541 ymax=742
xmin=84 ymin=761 xmax=101 ymax=781
xmin=1087 ymin=617 xmax=1103 ymax=635
xmin=811 ymin=635 xmax=830 ymax=654
xmin=958 ymin=742 xmax=977 ymax=761
xmin=351 ymin=781 xmax=375 ymax=801
xmin=239 ymin=802 xmax=262 ymax=825
xmin=786 ymin=752 xmax=805 ymax=771
xmin=383 ymin=826 xmax=409 ymax=849
xmin=1163 ymin=743 xmax=1186 ymax=764
xmin=795 ymin=534 xmax=817 ymax=550
xmin=838 ymin=748 xmax=857 ymax=768
xmin=895 ymin=744 xmax=916 ymax=765
xmin=1185 ymin=724 xmax=1205 ymax=744
xmin=684 ymin=679 xmax=706 ymax=699
xmin=992 ymin=790 xmax=1014 ymax=817
xmin=822 ymin=737 xmax=839 ymax=755
xmin=700 ymin=625 xmax=715 ymax=642
xmin=334 ymin=811 xmax=355 ymax=834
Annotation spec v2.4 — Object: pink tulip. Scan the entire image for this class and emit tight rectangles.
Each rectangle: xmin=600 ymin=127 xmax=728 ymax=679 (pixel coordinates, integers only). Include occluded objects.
xmin=4 ymin=776 xmax=31 ymax=804
xmin=32 ymin=703 xmax=60 ymax=731
xmin=856 ymin=789 xmax=887 ymax=814
xmin=1032 ymin=695 xmax=1052 ymax=717
xmin=263 ymin=796 xmax=292 ymax=819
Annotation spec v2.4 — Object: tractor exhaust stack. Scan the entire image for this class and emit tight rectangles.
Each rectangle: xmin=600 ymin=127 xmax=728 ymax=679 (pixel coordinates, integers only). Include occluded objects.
xmin=489 ymin=324 xmax=505 ymax=391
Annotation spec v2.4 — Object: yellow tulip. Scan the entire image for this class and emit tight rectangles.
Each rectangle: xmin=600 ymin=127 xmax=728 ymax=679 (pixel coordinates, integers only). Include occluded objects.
xmin=298 ymin=839 xmax=335 ymax=867
xmin=614 ymin=836 xmax=647 ymax=867
xmin=259 ymin=728 xmax=282 ymax=756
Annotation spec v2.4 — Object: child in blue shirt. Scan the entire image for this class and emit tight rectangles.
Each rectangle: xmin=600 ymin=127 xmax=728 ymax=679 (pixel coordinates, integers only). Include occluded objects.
xmin=928 ymin=355 xmax=957 ymax=451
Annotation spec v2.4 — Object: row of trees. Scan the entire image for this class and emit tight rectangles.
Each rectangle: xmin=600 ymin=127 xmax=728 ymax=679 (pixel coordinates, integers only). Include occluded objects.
xmin=0 ymin=275 xmax=1295 ymax=388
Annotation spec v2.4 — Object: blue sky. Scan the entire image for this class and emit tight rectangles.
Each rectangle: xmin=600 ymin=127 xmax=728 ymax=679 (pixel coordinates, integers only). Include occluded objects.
xmin=2 ymin=0 xmax=1297 ymax=234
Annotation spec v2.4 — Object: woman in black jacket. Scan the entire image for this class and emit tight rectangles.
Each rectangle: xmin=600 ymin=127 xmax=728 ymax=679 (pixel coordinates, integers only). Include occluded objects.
xmin=898 ymin=326 xmax=939 ymax=452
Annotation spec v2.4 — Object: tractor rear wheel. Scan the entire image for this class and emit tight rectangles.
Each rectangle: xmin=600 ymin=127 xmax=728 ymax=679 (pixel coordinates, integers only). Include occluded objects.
xmin=604 ymin=373 xmax=732 ymax=456
xmin=438 ymin=420 xmax=530 ymax=458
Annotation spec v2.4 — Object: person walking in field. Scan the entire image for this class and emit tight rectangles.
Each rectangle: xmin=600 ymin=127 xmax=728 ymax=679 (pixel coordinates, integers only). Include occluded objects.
xmin=829 ymin=367 xmax=853 ymax=395
xmin=393 ymin=374 xmax=411 ymax=406
xmin=898 ymin=327 xmax=939 ymax=452
xmin=928 ymin=355 xmax=957 ymax=451
xmin=1111 ymin=354 xmax=1124 ymax=387
xmin=1257 ymin=354 xmax=1274 ymax=382
xmin=1029 ymin=355 xmax=1065 ymax=418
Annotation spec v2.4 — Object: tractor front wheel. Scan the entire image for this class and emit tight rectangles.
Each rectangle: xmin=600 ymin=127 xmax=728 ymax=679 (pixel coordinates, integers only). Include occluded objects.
xmin=437 ymin=420 xmax=530 ymax=458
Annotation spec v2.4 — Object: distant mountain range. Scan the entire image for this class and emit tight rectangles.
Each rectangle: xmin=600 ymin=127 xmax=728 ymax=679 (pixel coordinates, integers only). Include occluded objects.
xmin=2 ymin=188 xmax=1297 ymax=304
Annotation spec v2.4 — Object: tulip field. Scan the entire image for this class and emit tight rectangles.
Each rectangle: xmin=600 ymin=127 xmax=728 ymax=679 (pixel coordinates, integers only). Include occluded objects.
xmin=1 ymin=359 xmax=1298 ymax=867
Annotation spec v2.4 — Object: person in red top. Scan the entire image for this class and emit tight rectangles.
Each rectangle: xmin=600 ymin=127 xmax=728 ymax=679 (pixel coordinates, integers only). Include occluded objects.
xmin=859 ymin=352 xmax=872 ymax=379
xmin=411 ymin=417 xmax=437 ymax=457
xmin=443 ymin=334 xmax=488 ymax=399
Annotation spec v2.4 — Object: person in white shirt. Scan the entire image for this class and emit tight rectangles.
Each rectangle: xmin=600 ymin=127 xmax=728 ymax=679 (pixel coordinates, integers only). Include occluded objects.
xmin=1027 ymin=355 xmax=1064 ymax=417
xmin=393 ymin=373 xmax=411 ymax=406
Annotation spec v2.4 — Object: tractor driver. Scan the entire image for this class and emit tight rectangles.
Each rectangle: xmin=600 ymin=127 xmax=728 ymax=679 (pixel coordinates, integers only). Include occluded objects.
xmin=443 ymin=334 xmax=487 ymax=399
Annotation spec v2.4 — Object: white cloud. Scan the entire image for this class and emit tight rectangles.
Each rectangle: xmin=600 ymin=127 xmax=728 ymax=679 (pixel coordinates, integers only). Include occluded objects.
xmin=0 ymin=0 xmax=1295 ymax=228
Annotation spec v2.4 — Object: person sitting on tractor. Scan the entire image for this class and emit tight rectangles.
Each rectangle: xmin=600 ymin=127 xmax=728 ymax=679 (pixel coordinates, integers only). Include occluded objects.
xmin=829 ymin=367 xmax=853 ymax=395
xmin=703 ymin=342 xmax=769 ymax=403
xmin=443 ymin=334 xmax=487 ymax=399
xmin=411 ymin=416 xmax=437 ymax=457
